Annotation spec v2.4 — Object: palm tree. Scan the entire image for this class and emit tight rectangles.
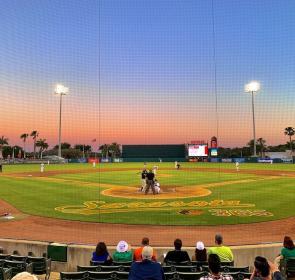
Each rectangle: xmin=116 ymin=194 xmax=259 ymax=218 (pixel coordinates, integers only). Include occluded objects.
xmin=20 ymin=133 xmax=29 ymax=158
xmin=99 ymin=144 xmax=109 ymax=159
xmin=108 ymin=142 xmax=121 ymax=158
xmin=284 ymin=127 xmax=295 ymax=154
xmin=0 ymin=136 xmax=9 ymax=159
xmin=30 ymin=130 xmax=39 ymax=159
xmin=257 ymin=138 xmax=267 ymax=158
xmin=36 ymin=139 xmax=49 ymax=159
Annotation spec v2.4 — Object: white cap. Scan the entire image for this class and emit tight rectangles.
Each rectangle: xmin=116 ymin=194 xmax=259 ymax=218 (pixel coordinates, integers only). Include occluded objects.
xmin=116 ymin=241 xmax=128 ymax=253
xmin=196 ymin=241 xmax=205 ymax=250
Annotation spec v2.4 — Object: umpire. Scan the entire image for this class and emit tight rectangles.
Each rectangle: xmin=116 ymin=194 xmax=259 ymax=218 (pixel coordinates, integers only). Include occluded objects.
xmin=145 ymin=170 xmax=156 ymax=195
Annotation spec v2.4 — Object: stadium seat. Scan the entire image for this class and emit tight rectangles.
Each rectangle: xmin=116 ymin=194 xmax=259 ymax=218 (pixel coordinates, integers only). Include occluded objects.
xmin=162 ymin=266 xmax=175 ymax=273
xmin=166 ymin=261 xmax=191 ymax=266
xmin=280 ymin=257 xmax=295 ymax=278
xmin=88 ymin=271 xmax=129 ymax=280
xmin=9 ymin=255 xmax=28 ymax=262
xmin=3 ymin=260 xmax=33 ymax=277
xmin=26 ymin=256 xmax=51 ymax=280
xmin=112 ymin=261 xmax=132 ymax=266
xmin=164 ymin=272 xmax=178 ymax=280
xmin=77 ymin=265 xmax=99 ymax=272
xmin=60 ymin=271 xmax=88 ymax=280
xmin=0 ymin=255 xmax=10 ymax=260
xmin=177 ymin=272 xmax=207 ymax=280
xmin=222 ymin=266 xmax=249 ymax=273
xmin=173 ymin=265 xmax=199 ymax=272
xmin=113 ymin=272 xmax=129 ymax=280
xmin=89 ymin=261 xmax=106 ymax=266
xmin=0 ymin=267 xmax=13 ymax=280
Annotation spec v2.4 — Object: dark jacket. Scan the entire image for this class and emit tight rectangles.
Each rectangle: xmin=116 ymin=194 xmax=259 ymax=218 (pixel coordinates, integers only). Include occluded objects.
xmin=164 ymin=250 xmax=190 ymax=264
xmin=128 ymin=260 xmax=164 ymax=280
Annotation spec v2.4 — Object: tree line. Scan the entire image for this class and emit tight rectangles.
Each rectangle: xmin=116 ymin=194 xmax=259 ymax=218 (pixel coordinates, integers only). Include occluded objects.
xmin=0 ymin=127 xmax=294 ymax=159
xmin=0 ymin=130 xmax=122 ymax=159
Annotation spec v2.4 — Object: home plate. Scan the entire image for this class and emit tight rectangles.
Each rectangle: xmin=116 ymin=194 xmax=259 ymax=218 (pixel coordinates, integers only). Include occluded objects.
xmin=28 ymin=175 xmax=33 ymax=177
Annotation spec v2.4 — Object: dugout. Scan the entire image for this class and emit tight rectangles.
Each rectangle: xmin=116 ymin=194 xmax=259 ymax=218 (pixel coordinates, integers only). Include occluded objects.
xmin=122 ymin=144 xmax=186 ymax=162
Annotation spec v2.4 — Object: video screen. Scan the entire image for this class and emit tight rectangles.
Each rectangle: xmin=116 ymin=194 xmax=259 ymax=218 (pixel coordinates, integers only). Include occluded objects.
xmin=188 ymin=144 xmax=208 ymax=157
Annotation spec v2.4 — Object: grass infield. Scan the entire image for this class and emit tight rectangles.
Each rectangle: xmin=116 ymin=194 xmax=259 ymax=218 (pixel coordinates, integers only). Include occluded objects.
xmin=0 ymin=162 xmax=294 ymax=226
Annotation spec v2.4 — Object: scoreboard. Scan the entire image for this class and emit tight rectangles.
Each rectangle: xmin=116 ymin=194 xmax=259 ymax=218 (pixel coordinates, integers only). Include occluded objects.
xmin=188 ymin=144 xmax=208 ymax=157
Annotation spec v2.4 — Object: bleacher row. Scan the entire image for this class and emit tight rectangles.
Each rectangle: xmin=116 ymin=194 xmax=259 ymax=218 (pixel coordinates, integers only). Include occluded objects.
xmin=61 ymin=261 xmax=251 ymax=280
xmin=0 ymin=252 xmax=51 ymax=280
xmin=0 ymin=252 xmax=295 ymax=280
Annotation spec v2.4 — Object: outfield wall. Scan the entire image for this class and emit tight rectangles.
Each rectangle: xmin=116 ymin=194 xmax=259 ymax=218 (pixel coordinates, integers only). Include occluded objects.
xmin=0 ymin=239 xmax=282 ymax=272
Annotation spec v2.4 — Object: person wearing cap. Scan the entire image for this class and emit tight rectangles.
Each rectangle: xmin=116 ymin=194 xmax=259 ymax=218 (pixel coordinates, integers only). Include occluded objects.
xmin=112 ymin=241 xmax=133 ymax=262
xmin=129 ymin=246 xmax=164 ymax=280
xmin=133 ymin=237 xmax=157 ymax=261
xmin=192 ymin=241 xmax=207 ymax=262
xmin=207 ymin=234 xmax=234 ymax=263
xmin=163 ymin=238 xmax=190 ymax=264
xmin=200 ymin=254 xmax=234 ymax=280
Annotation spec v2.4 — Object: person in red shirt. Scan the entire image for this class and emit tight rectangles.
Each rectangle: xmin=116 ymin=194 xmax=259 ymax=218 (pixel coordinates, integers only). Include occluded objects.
xmin=133 ymin=237 xmax=157 ymax=261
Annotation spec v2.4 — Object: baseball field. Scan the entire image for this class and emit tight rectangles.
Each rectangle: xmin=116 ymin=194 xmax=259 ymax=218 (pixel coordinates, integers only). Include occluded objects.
xmin=0 ymin=162 xmax=294 ymax=226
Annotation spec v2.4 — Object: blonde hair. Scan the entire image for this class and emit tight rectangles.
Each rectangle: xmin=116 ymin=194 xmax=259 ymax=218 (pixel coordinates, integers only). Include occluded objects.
xmin=11 ymin=272 xmax=38 ymax=280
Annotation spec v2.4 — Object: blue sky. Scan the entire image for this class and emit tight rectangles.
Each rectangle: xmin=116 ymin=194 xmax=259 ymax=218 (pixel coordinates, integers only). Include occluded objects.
xmin=0 ymin=0 xmax=295 ymax=147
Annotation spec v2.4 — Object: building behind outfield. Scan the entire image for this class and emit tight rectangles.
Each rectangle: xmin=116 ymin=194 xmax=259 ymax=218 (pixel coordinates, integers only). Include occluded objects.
xmin=122 ymin=144 xmax=186 ymax=162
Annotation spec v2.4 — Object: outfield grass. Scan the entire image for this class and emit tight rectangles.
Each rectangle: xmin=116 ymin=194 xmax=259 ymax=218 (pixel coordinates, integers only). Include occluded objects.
xmin=0 ymin=162 xmax=294 ymax=225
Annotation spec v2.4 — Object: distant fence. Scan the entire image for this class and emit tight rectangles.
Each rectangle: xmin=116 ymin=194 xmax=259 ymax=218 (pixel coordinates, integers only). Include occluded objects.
xmin=209 ymin=157 xmax=294 ymax=163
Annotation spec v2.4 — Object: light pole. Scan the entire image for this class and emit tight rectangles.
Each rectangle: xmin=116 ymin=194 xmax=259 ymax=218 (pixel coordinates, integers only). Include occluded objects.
xmin=54 ymin=84 xmax=69 ymax=158
xmin=245 ymin=81 xmax=260 ymax=157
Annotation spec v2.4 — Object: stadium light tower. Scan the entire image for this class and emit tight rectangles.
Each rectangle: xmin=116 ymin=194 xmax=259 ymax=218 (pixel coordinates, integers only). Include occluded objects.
xmin=245 ymin=81 xmax=260 ymax=157
xmin=54 ymin=84 xmax=69 ymax=158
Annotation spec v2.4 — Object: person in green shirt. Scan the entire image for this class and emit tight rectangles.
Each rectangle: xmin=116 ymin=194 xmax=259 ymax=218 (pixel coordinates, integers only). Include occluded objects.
xmin=281 ymin=236 xmax=295 ymax=259
xmin=275 ymin=236 xmax=295 ymax=267
xmin=207 ymin=234 xmax=234 ymax=263
xmin=112 ymin=241 xmax=133 ymax=262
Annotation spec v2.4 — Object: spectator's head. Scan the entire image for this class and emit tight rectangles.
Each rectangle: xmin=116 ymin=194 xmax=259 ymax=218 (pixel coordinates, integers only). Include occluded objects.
xmin=11 ymin=272 xmax=38 ymax=280
xmin=142 ymin=246 xmax=153 ymax=260
xmin=195 ymin=241 xmax=207 ymax=261
xmin=116 ymin=241 xmax=129 ymax=253
xmin=174 ymin=238 xmax=182 ymax=250
xmin=254 ymin=256 xmax=270 ymax=278
xmin=95 ymin=242 xmax=108 ymax=256
xmin=142 ymin=237 xmax=149 ymax=246
xmin=208 ymin=254 xmax=221 ymax=274
xmin=283 ymin=236 xmax=295 ymax=250
xmin=215 ymin=234 xmax=223 ymax=245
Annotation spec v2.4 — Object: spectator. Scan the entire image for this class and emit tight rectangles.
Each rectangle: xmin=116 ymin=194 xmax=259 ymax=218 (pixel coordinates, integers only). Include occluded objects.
xmin=133 ymin=237 xmax=157 ymax=261
xmin=11 ymin=272 xmax=38 ymax=280
xmin=275 ymin=236 xmax=295 ymax=267
xmin=192 ymin=241 xmax=207 ymax=262
xmin=92 ymin=242 xmax=112 ymax=264
xmin=128 ymin=246 xmax=164 ymax=280
xmin=281 ymin=236 xmax=295 ymax=260
xmin=112 ymin=240 xmax=133 ymax=262
xmin=200 ymin=254 xmax=234 ymax=280
xmin=207 ymin=234 xmax=234 ymax=263
xmin=164 ymin=238 xmax=190 ymax=264
xmin=250 ymin=256 xmax=284 ymax=280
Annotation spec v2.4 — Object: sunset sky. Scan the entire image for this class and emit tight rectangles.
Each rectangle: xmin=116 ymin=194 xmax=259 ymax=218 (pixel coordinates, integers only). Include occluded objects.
xmin=1 ymin=0 xmax=295 ymax=150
